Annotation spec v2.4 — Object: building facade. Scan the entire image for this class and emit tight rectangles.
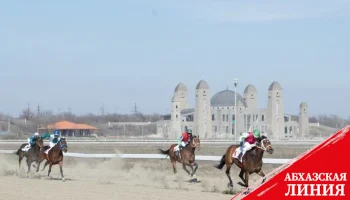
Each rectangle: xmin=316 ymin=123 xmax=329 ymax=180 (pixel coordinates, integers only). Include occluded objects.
xmin=156 ymin=80 xmax=310 ymax=140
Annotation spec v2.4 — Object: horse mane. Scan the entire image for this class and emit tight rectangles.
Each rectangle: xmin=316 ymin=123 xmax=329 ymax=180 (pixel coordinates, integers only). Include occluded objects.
xmin=257 ymin=135 xmax=267 ymax=143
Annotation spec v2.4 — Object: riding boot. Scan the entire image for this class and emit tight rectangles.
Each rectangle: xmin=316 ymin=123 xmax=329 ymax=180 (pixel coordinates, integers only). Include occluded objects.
xmin=237 ymin=152 xmax=243 ymax=161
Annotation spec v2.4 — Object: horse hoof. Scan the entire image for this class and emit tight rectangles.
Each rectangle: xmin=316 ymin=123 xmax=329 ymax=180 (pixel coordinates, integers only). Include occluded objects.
xmin=62 ymin=178 xmax=65 ymax=182
xmin=243 ymin=190 xmax=250 ymax=195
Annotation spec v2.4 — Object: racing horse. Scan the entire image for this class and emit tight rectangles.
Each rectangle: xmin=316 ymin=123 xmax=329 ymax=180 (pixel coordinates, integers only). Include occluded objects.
xmin=39 ymin=138 xmax=68 ymax=181
xmin=158 ymin=136 xmax=201 ymax=178
xmin=15 ymin=137 xmax=44 ymax=173
xmin=214 ymin=136 xmax=273 ymax=193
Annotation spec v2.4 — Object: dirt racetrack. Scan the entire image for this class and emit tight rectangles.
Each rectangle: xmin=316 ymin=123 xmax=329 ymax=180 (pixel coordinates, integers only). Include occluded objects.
xmin=0 ymin=142 xmax=312 ymax=200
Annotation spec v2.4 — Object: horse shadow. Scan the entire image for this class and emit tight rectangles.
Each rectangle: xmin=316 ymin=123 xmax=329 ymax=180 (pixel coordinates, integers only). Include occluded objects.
xmin=173 ymin=177 xmax=201 ymax=184
xmin=41 ymin=176 xmax=75 ymax=181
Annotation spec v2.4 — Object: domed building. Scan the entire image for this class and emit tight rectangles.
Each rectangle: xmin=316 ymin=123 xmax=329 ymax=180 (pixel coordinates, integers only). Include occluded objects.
xmin=156 ymin=80 xmax=310 ymax=140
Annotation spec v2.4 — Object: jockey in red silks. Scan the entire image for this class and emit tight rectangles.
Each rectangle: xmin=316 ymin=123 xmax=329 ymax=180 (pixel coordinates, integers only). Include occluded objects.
xmin=174 ymin=128 xmax=192 ymax=157
xmin=237 ymin=129 xmax=260 ymax=161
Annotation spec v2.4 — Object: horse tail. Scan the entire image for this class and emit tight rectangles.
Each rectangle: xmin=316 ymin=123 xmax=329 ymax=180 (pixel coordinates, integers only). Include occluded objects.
xmin=158 ymin=149 xmax=170 ymax=155
xmin=214 ymin=154 xmax=226 ymax=170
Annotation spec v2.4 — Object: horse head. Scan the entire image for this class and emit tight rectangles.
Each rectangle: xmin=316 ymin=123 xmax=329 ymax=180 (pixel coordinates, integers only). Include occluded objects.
xmin=36 ymin=137 xmax=44 ymax=148
xmin=59 ymin=138 xmax=68 ymax=153
xmin=190 ymin=135 xmax=201 ymax=150
xmin=257 ymin=135 xmax=273 ymax=154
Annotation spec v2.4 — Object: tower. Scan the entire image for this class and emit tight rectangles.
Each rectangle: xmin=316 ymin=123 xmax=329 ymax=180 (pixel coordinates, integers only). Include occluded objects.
xmin=171 ymin=83 xmax=188 ymax=139
xmin=194 ymin=80 xmax=212 ymax=138
xmin=266 ymin=81 xmax=285 ymax=139
xmin=299 ymin=102 xmax=310 ymax=138
xmin=173 ymin=82 xmax=188 ymax=111
xmin=243 ymin=84 xmax=258 ymax=111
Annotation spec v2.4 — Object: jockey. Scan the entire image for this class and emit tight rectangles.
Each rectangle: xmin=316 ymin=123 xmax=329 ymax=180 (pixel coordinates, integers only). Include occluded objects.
xmin=27 ymin=132 xmax=40 ymax=147
xmin=237 ymin=129 xmax=260 ymax=161
xmin=49 ymin=130 xmax=61 ymax=148
xmin=25 ymin=132 xmax=50 ymax=150
xmin=174 ymin=128 xmax=193 ymax=157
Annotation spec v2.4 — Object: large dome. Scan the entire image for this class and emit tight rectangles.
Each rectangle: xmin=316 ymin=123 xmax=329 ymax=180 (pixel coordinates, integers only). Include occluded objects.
xmin=210 ymin=89 xmax=246 ymax=107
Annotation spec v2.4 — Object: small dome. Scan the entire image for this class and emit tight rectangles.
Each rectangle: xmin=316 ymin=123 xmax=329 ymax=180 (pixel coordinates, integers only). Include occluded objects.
xmin=210 ymin=89 xmax=246 ymax=107
xmin=268 ymin=81 xmax=282 ymax=91
xmin=174 ymin=82 xmax=187 ymax=92
xmin=244 ymin=84 xmax=257 ymax=93
xmin=196 ymin=80 xmax=209 ymax=89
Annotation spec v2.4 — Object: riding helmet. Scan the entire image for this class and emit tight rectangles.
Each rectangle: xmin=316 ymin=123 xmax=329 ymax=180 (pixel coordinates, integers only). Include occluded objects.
xmin=253 ymin=129 xmax=260 ymax=138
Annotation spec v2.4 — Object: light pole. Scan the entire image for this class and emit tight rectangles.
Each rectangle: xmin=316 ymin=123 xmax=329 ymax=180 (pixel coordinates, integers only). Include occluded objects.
xmin=234 ymin=78 xmax=238 ymax=141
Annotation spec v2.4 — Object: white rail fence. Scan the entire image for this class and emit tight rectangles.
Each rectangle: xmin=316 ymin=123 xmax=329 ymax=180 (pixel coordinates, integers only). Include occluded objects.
xmin=0 ymin=150 xmax=292 ymax=164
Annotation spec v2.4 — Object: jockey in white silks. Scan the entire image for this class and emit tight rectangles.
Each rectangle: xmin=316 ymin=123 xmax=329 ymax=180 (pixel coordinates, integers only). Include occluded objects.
xmin=45 ymin=130 xmax=61 ymax=154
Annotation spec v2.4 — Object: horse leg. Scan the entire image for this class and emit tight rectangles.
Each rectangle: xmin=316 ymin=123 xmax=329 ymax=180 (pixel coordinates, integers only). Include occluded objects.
xmin=26 ymin=159 xmax=31 ymax=174
xmin=190 ymin=162 xmax=198 ymax=178
xmin=36 ymin=160 xmax=41 ymax=173
xmin=18 ymin=153 xmax=23 ymax=169
xmin=225 ymin=164 xmax=234 ymax=188
xmin=59 ymin=161 xmax=65 ymax=182
xmin=41 ymin=160 xmax=49 ymax=171
xmin=171 ymin=160 xmax=177 ymax=174
xmin=47 ymin=163 xmax=53 ymax=178
xmin=239 ymin=168 xmax=245 ymax=183
xmin=256 ymin=170 xmax=266 ymax=184
xmin=243 ymin=171 xmax=250 ymax=195
xmin=182 ymin=163 xmax=191 ymax=176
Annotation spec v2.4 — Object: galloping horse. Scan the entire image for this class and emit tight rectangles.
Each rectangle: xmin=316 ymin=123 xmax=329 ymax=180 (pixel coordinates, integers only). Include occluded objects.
xmin=15 ymin=137 xmax=44 ymax=173
xmin=38 ymin=138 xmax=68 ymax=181
xmin=214 ymin=136 xmax=273 ymax=192
xmin=158 ymin=136 xmax=201 ymax=178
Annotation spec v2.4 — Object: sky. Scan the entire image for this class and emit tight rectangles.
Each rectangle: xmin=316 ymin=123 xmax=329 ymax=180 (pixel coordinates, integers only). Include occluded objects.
xmin=0 ymin=0 xmax=349 ymax=118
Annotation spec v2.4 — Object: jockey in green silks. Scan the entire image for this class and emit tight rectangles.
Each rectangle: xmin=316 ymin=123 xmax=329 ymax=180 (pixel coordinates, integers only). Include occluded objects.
xmin=24 ymin=132 xmax=51 ymax=151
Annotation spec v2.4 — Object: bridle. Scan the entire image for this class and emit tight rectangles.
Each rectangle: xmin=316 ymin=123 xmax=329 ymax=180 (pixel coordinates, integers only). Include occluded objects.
xmin=257 ymin=138 xmax=271 ymax=151
xmin=190 ymin=137 xmax=200 ymax=150
xmin=59 ymin=138 xmax=68 ymax=151
xmin=36 ymin=138 xmax=44 ymax=148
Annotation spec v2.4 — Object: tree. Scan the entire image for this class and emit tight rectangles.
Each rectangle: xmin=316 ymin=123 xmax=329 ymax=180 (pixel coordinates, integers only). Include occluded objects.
xmin=19 ymin=108 xmax=35 ymax=120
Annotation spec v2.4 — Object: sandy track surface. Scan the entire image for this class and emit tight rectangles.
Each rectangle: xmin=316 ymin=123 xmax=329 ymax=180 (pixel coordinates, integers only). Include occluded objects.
xmin=0 ymin=141 xmax=303 ymax=200
xmin=1 ymin=153 xmax=250 ymax=200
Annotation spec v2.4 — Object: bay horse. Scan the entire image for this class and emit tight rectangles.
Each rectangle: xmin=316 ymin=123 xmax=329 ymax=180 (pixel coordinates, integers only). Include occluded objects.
xmin=158 ymin=136 xmax=201 ymax=178
xmin=214 ymin=136 xmax=273 ymax=193
xmin=15 ymin=137 xmax=44 ymax=173
xmin=38 ymin=138 xmax=68 ymax=181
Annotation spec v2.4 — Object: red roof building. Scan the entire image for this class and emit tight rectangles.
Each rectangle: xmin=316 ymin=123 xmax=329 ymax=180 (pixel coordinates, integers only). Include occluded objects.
xmin=38 ymin=121 xmax=98 ymax=137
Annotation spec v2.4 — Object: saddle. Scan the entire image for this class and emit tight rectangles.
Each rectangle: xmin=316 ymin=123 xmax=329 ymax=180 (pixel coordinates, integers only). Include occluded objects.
xmin=43 ymin=146 xmax=51 ymax=154
xmin=22 ymin=144 xmax=30 ymax=152
xmin=175 ymin=146 xmax=185 ymax=160
xmin=233 ymin=145 xmax=257 ymax=162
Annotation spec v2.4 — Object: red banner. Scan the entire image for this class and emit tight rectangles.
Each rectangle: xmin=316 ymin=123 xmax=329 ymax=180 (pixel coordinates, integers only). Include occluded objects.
xmin=235 ymin=126 xmax=350 ymax=199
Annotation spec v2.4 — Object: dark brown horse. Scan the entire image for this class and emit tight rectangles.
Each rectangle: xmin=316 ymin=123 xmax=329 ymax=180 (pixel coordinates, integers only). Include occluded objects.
xmin=158 ymin=136 xmax=201 ymax=178
xmin=214 ymin=136 xmax=273 ymax=193
xmin=15 ymin=137 xmax=44 ymax=173
xmin=38 ymin=138 xmax=68 ymax=181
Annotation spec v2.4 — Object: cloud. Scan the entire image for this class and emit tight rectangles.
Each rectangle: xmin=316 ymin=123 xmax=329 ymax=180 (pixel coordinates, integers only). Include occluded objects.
xmin=154 ymin=0 xmax=350 ymax=23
